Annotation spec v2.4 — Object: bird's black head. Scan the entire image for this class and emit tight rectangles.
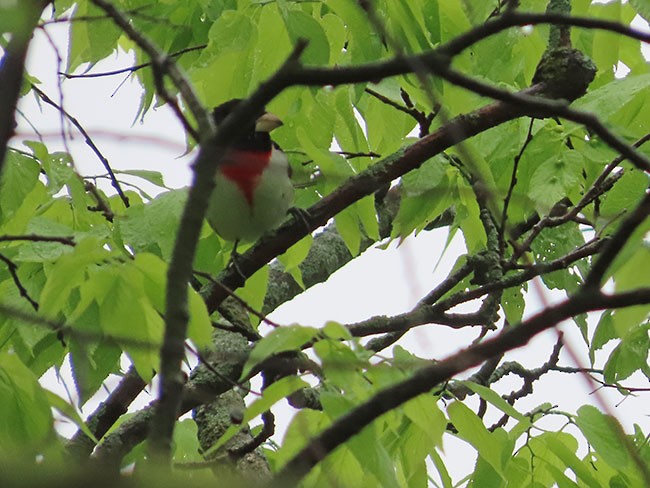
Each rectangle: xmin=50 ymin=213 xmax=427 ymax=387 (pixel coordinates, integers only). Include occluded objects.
xmin=212 ymin=99 xmax=281 ymax=151
xmin=212 ymin=99 xmax=251 ymax=125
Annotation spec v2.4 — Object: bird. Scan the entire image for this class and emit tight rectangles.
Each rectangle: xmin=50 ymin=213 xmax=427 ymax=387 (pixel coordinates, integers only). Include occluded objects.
xmin=206 ymin=99 xmax=294 ymax=249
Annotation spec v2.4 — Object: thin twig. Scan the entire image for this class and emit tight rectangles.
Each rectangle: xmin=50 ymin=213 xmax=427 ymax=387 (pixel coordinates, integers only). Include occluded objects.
xmin=59 ymin=44 xmax=206 ymax=79
xmin=0 ymin=234 xmax=76 ymax=246
xmin=499 ymin=118 xmax=535 ymax=254
xmin=30 ymin=84 xmax=130 ymax=208
xmin=0 ymin=253 xmax=39 ymax=310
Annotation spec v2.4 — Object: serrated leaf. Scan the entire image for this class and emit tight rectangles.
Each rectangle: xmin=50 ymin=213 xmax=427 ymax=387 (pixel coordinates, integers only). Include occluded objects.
xmin=117 ymin=189 xmax=187 ymax=259
xmin=67 ymin=2 xmax=122 ymax=72
xmin=98 ymin=266 xmax=162 ymax=381
xmin=403 ymin=394 xmax=446 ymax=447
xmin=574 ymin=73 xmax=650 ymax=120
xmin=68 ymin=299 xmax=121 ymax=404
xmin=40 ymin=239 xmax=110 ymax=318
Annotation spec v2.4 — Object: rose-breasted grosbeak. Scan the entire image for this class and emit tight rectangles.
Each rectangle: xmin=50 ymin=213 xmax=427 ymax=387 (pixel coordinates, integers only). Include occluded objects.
xmin=206 ymin=99 xmax=294 ymax=246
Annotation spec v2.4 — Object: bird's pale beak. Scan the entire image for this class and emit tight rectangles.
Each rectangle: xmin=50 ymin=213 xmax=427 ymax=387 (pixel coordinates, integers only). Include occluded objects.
xmin=255 ymin=112 xmax=283 ymax=133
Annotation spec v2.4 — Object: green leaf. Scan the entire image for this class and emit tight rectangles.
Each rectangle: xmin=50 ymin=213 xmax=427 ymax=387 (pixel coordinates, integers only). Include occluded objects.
xmin=322 ymin=321 xmax=353 ymax=341
xmin=0 ymin=150 xmax=40 ymax=224
xmin=132 ymin=252 xmax=211 ymax=349
xmin=0 ymin=352 xmax=53 ymax=452
xmin=402 ymin=394 xmax=446 ymax=447
xmin=241 ymin=325 xmax=319 ymax=380
xmin=574 ymin=73 xmax=650 ymax=120
xmin=172 ymin=419 xmax=205 ymax=464
xmin=604 ymin=325 xmax=650 ymax=382
xmin=278 ymin=234 xmax=313 ymax=274
xmin=235 ymin=265 xmax=269 ymax=326
xmin=117 ymin=189 xmax=187 ymax=260
xmin=284 ymin=11 xmax=329 ymax=65
xmin=327 ymin=0 xmax=382 ymax=63
xmin=630 ymin=0 xmax=650 ymax=22
xmin=115 ymin=169 xmax=169 ymax=189
xmin=501 ymin=286 xmax=525 ymax=324
xmin=540 ymin=432 xmax=603 ymax=488
xmin=599 ymin=167 xmax=650 ymax=228
xmin=15 ymin=217 xmax=76 ymax=262
xmin=447 ymin=401 xmax=506 ymax=475
xmin=187 ymin=287 xmax=212 ymax=349
xmin=45 ymin=390 xmax=98 ymax=443
xmin=529 ymin=151 xmax=584 ymax=213
xmin=67 ymin=2 xmax=122 ymax=72
xmin=68 ymin=300 xmax=121 ymax=404
xmin=334 ymin=207 xmax=362 ymax=256
xmin=575 ymin=406 xmax=632 ymax=471
xmin=531 ymin=224 xmax=585 ymax=291
xmin=40 ymin=239 xmax=111 ymax=318
xmin=98 ymin=264 xmax=162 ymax=381
xmin=461 ymin=382 xmax=529 ymax=423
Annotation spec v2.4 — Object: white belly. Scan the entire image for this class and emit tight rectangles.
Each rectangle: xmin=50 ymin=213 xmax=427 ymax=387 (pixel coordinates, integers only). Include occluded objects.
xmin=207 ymin=148 xmax=294 ymax=242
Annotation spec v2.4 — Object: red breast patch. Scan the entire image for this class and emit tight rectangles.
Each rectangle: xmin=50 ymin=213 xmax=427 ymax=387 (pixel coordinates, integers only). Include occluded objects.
xmin=221 ymin=149 xmax=272 ymax=204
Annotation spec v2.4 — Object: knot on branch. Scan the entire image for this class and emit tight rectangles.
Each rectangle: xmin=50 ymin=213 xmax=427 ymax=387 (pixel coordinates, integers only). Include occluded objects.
xmin=533 ymin=47 xmax=597 ymax=101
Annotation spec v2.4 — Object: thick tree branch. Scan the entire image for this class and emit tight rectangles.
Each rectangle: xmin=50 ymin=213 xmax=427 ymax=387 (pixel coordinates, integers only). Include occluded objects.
xmin=66 ymin=366 xmax=147 ymax=459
